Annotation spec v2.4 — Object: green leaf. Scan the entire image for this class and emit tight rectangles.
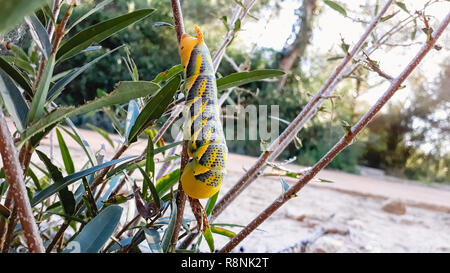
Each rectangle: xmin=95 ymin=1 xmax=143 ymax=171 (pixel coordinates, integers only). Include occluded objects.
xmin=1 ymin=56 xmax=35 ymax=76
xmin=205 ymin=191 xmax=219 ymax=216
xmin=24 ymin=14 xmax=52 ymax=58
xmin=27 ymin=167 xmax=41 ymax=191
xmin=19 ymin=81 xmax=160 ymax=147
xmin=127 ymin=76 xmax=181 ymax=144
xmin=143 ymin=228 xmax=163 ymax=253
xmin=64 ymin=205 xmax=123 ymax=253
xmin=234 ymin=19 xmax=241 ymax=32
xmin=9 ymin=44 xmax=29 ymax=62
xmin=138 ymin=167 xmax=160 ymax=209
xmin=27 ymin=54 xmax=55 ymax=124
xmin=211 ymin=226 xmax=236 ymax=238
xmin=31 ymin=156 xmax=135 ymax=207
xmin=145 ymin=135 xmax=155 ymax=180
xmin=152 ymin=64 xmax=183 ymax=84
xmin=0 ymin=0 xmax=49 ymax=34
xmin=323 ymin=0 xmax=347 ymax=16
xmin=155 ymin=168 xmax=180 ymax=196
xmin=0 ymin=70 xmax=29 ymax=131
xmin=124 ymin=100 xmax=140 ymax=142
xmin=86 ymin=124 xmax=115 ymax=148
xmin=47 ymin=45 xmax=124 ymax=102
xmin=36 ymin=150 xmax=75 ymax=216
xmin=57 ymin=9 xmax=155 ymax=61
xmin=61 ymin=118 xmax=97 ymax=166
xmin=66 ymin=0 xmax=113 ymax=33
xmin=0 ymin=56 xmax=33 ymax=98
xmin=56 ymin=128 xmax=75 ymax=174
xmin=217 ymin=69 xmax=285 ymax=91
xmin=381 ymin=13 xmax=396 ymax=22
xmin=161 ymin=199 xmax=177 ymax=253
xmin=202 ymin=227 xmax=215 ymax=252
xmin=395 ymin=1 xmax=409 ymax=14
xmin=327 ymin=55 xmax=345 ymax=61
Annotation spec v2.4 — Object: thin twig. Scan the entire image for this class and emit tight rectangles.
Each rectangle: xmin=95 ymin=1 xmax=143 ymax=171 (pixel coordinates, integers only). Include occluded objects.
xmin=219 ymin=12 xmax=450 ymax=252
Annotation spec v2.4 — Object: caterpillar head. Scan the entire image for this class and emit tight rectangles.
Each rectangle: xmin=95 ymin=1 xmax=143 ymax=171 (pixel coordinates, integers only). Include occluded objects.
xmin=179 ymin=25 xmax=204 ymax=68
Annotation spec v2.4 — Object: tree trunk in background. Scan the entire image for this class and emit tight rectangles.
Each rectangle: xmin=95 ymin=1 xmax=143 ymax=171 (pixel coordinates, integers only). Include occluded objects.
xmin=278 ymin=0 xmax=317 ymax=89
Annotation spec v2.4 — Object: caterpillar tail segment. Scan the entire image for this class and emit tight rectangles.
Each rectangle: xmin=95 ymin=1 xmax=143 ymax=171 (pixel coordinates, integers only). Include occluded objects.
xmin=179 ymin=25 xmax=228 ymax=199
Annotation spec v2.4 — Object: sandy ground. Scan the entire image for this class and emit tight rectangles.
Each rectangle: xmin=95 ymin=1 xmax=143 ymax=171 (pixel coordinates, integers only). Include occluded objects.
xmin=3 ymin=120 xmax=450 ymax=253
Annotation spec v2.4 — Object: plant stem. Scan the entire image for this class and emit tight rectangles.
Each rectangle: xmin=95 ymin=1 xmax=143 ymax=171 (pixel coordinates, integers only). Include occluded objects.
xmin=219 ymin=11 xmax=450 ymax=252
xmin=167 ymin=0 xmax=188 ymax=252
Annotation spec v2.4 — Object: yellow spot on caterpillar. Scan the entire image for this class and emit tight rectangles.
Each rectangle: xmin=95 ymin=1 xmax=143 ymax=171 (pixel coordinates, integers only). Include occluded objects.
xmin=181 ymin=161 xmax=220 ymax=199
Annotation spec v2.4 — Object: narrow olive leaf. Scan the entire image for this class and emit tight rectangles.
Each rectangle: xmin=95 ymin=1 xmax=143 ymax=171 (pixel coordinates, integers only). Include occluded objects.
xmin=154 ymin=22 xmax=174 ymax=28
xmin=0 ymin=71 xmax=29 ymax=131
xmin=19 ymin=81 xmax=159 ymax=147
xmin=55 ymin=128 xmax=75 ymax=174
xmin=86 ymin=124 xmax=115 ymax=148
xmin=211 ymin=226 xmax=236 ymax=238
xmin=327 ymin=55 xmax=344 ymax=61
xmin=138 ymin=167 xmax=160 ymax=209
xmin=155 ymin=168 xmax=181 ymax=196
xmin=143 ymin=228 xmax=163 ymax=253
xmin=202 ymin=227 xmax=215 ymax=252
xmin=152 ymin=64 xmax=183 ymax=84
xmin=47 ymin=45 xmax=124 ymax=102
xmin=57 ymin=9 xmax=155 ymax=61
xmin=26 ymin=168 xmax=41 ymax=191
xmin=124 ymin=100 xmax=140 ymax=142
xmin=64 ymin=205 xmax=123 ymax=253
xmin=0 ymin=56 xmax=33 ymax=97
xmin=205 ymin=191 xmax=219 ymax=216
xmin=96 ymin=174 xmax=121 ymax=209
xmin=161 ymin=199 xmax=177 ymax=253
xmin=27 ymin=54 xmax=55 ymax=124
xmin=0 ymin=0 xmax=49 ymax=34
xmin=60 ymin=119 xmax=97 ymax=167
xmin=31 ymin=156 xmax=135 ymax=207
xmin=234 ymin=18 xmax=241 ymax=31
xmin=145 ymin=134 xmax=155 ymax=178
xmin=9 ymin=44 xmax=29 ymax=62
xmin=381 ymin=13 xmax=396 ymax=22
xmin=1 ymin=56 xmax=35 ymax=76
xmin=323 ymin=0 xmax=347 ymax=17
xmin=395 ymin=1 xmax=409 ymax=14
xmin=36 ymin=150 xmax=76 ymax=216
xmin=216 ymin=69 xmax=285 ymax=91
xmin=25 ymin=14 xmax=52 ymax=58
xmin=66 ymin=0 xmax=114 ymax=32
xmin=127 ymin=76 xmax=181 ymax=144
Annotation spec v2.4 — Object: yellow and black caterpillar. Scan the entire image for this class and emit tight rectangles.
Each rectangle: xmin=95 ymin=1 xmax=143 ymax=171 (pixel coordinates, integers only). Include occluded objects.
xmin=179 ymin=25 xmax=228 ymax=199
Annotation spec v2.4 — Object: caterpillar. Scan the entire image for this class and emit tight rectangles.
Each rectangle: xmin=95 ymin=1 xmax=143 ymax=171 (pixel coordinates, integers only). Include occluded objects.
xmin=179 ymin=25 xmax=228 ymax=199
